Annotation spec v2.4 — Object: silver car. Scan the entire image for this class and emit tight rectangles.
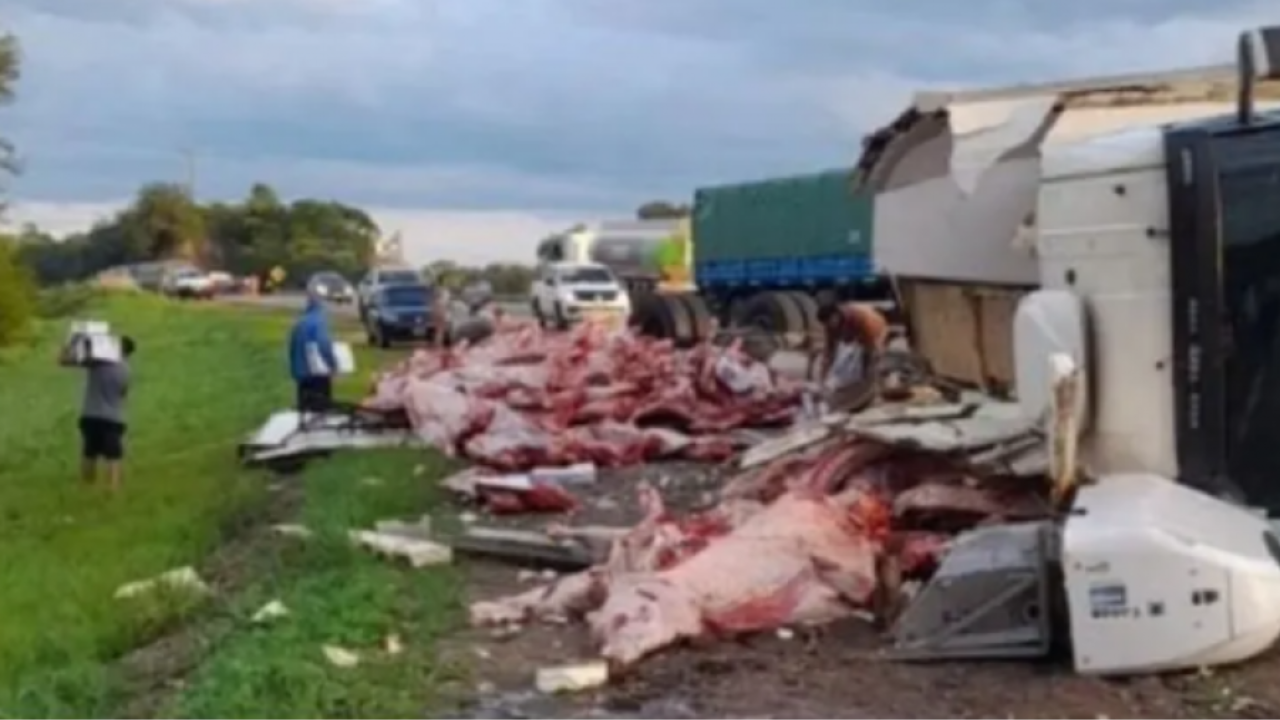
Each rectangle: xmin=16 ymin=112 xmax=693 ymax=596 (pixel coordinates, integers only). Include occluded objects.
xmin=307 ymin=271 xmax=356 ymax=304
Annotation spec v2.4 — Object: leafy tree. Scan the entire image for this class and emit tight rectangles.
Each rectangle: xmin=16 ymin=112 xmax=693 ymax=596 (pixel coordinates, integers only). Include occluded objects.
xmin=16 ymin=181 xmax=382 ymax=290
xmin=121 ymin=182 xmax=207 ymax=261
xmin=0 ymin=236 xmax=34 ymax=345
xmin=636 ymin=200 xmax=690 ymax=220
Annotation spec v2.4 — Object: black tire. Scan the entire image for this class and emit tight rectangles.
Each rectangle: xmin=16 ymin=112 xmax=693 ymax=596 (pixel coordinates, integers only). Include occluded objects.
xmin=660 ymin=295 xmax=696 ymax=347
xmin=554 ymin=303 xmax=571 ymax=330
xmin=676 ymin=294 xmax=714 ymax=345
xmin=630 ymin=294 xmax=694 ymax=346
xmin=376 ymin=323 xmax=392 ymax=349
xmin=629 ymin=293 xmax=665 ymax=338
xmin=532 ymin=301 xmax=546 ymax=329
xmin=779 ymin=291 xmax=820 ymax=350
xmin=740 ymin=291 xmax=804 ymax=341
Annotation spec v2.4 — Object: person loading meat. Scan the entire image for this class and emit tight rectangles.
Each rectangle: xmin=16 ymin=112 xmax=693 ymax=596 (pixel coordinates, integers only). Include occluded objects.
xmin=810 ymin=299 xmax=890 ymax=390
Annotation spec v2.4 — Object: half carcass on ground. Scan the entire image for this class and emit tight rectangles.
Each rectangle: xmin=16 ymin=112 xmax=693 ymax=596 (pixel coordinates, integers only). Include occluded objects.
xmin=464 ymin=405 xmax=1053 ymax=669
xmin=365 ymin=319 xmax=801 ymax=472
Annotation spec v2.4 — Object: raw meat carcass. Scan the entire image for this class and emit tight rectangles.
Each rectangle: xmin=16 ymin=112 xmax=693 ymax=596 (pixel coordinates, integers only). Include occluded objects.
xmin=367 ymin=320 xmax=802 ymax=472
xmin=467 ymin=429 xmax=1052 ymax=669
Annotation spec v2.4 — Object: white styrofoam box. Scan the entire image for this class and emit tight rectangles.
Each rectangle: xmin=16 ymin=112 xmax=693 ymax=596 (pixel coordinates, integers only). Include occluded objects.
xmin=306 ymin=341 xmax=356 ymax=376
xmin=70 ymin=333 xmax=123 ymax=364
xmin=68 ymin=320 xmax=110 ymax=339
xmin=332 ymin=342 xmax=355 ymax=374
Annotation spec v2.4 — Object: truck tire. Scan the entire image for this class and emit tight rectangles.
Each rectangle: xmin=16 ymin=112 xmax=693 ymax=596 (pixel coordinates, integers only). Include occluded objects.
xmin=782 ymin=291 xmax=821 ymax=350
xmin=676 ymin=294 xmax=714 ymax=345
xmin=740 ymin=291 xmax=804 ymax=347
xmin=660 ymin=295 xmax=696 ymax=347
xmin=633 ymin=294 xmax=695 ymax=346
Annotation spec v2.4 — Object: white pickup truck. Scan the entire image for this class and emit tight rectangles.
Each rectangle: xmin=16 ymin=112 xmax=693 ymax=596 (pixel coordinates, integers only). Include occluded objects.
xmin=530 ymin=262 xmax=630 ymax=329
xmin=162 ymin=268 xmax=216 ymax=299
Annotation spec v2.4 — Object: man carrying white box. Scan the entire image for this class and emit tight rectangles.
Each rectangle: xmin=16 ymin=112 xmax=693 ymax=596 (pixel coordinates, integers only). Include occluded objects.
xmin=59 ymin=331 xmax=136 ymax=492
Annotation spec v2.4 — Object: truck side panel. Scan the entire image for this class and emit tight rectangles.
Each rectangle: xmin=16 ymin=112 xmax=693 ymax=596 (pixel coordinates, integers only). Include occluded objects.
xmin=692 ymin=168 xmax=875 ymax=290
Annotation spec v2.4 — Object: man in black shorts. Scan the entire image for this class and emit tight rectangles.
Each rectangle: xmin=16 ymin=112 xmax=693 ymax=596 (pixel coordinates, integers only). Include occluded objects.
xmin=64 ymin=336 xmax=135 ymax=492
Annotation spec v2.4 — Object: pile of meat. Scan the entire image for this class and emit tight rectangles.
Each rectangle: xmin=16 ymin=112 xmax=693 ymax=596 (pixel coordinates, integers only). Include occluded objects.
xmin=466 ymin=419 xmax=1052 ymax=668
xmin=365 ymin=319 xmax=802 ymax=471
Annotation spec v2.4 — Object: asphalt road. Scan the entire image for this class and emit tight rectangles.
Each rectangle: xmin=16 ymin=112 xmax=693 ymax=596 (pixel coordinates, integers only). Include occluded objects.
xmin=219 ymin=292 xmax=811 ymax=376
xmin=220 ymin=292 xmax=532 ymax=318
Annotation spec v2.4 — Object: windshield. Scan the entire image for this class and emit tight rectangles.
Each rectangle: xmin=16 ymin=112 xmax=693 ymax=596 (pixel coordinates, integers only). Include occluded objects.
xmin=383 ymin=285 xmax=430 ymax=306
xmin=1217 ymin=131 xmax=1280 ymax=508
xmin=380 ymin=270 xmax=420 ymax=285
xmin=314 ymin=272 xmax=347 ymax=287
xmin=558 ymin=266 xmax=614 ymax=284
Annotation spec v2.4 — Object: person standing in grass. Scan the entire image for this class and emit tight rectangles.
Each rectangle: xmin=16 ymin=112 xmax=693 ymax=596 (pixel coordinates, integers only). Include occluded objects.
xmin=61 ymin=336 xmax=136 ymax=492
xmin=289 ymin=292 xmax=338 ymax=413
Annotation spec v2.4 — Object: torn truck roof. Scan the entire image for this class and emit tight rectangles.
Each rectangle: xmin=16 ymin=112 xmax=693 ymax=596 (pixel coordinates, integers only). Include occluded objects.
xmin=854 ymin=63 xmax=1280 ymax=287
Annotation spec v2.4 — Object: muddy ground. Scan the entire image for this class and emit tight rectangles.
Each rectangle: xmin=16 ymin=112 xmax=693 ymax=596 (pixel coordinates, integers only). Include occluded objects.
xmin=441 ymin=462 xmax=1280 ymax=720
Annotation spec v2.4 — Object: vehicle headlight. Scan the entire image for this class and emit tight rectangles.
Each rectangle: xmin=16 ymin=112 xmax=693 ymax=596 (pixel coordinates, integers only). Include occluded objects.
xmin=559 ymin=289 xmax=578 ymax=302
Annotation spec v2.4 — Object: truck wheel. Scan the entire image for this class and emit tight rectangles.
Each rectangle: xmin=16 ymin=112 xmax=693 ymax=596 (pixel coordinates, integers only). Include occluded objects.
xmin=376 ymin=323 xmax=392 ymax=349
xmin=676 ymin=294 xmax=714 ymax=345
xmin=740 ymin=292 xmax=804 ymax=346
xmin=659 ymin=295 xmax=695 ymax=347
xmin=629 ymin=293 xmax=664 ymax=336
xmin=532 ymin=301 xmax=547 ymax=329
xmin=779 ymin=291 xmax=820 ymax=351
xmin=554 ymin=303 xmax=570 ymax=330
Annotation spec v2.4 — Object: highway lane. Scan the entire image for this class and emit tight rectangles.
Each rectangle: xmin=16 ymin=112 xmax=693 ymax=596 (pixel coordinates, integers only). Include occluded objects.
xmin=217 ymin=292 xmax=811 ymax=376
xmin=218 ymin=292 xmax=532 ymax=317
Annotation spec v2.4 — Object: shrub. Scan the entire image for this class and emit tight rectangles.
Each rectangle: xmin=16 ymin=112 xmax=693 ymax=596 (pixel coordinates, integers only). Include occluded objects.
xmin=35 ymin=283 xmax=100 ymax=319
xmin=0 ymin=239 xmax=34 ymax=346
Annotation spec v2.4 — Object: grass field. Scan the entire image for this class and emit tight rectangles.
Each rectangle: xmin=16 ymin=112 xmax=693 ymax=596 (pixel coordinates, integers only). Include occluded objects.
xmin=0 ymin=291 xmax=459 ymax=717
xmin=173 ymin=450 xmax=464 ymax=719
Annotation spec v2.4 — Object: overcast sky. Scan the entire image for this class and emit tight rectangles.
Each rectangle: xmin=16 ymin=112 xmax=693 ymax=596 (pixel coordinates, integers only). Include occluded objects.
xmin=0 ymin=0 xmax=1270 ymax=264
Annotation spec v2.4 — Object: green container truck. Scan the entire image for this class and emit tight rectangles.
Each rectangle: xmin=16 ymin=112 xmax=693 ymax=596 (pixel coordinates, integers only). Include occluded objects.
xmin=631 ymin=168 xmax=890 ymax=349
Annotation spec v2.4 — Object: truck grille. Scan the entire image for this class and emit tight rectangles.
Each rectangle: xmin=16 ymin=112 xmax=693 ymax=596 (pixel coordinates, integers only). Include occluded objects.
xmin=574 ymin=290 xmax=619 ymax=302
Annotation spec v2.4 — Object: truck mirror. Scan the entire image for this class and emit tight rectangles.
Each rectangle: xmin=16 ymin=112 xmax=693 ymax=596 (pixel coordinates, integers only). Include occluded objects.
xmin=1237 ymin=27 xmax=1280 ymax=123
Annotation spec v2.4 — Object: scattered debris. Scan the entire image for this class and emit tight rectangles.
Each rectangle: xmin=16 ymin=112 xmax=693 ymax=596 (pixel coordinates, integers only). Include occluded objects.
xmin=322 ymin=644 xmax=360 ymax=668
xmin=251 ymin=599 xmax=289 ymax=624
xmin=375 ymin=515 xmax=433 ymax=539
xmin=450 ymin=526 xmax=596 ymax=570
xmin=535 ymin=660 xmax=610 ymax=694
xmin=114 ymin=566 xmax=210 ymax=600
xmin=384 ymin=633 xmax=404 ymax=656
xmin=271 ymin=523 xmax=313 ymax=540
xmin=351 ymin=529 xmax=453 ymax=568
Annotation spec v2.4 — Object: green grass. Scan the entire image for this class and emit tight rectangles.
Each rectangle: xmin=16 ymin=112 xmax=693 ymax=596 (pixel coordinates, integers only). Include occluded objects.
xmin=0 ymin=292 xmax=429 ymax=717
xmin=173 ymin=450 xmax=465 ymax=719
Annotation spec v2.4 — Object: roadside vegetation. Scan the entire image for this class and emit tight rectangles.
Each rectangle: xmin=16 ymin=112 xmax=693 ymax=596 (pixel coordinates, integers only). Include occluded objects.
xmin=0 ymin=290 xmax=461 ymax=717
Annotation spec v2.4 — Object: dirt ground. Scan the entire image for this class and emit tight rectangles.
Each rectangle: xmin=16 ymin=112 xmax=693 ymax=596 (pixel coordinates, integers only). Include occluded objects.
xmin=441 ymin=463 xmax=1280 ymax=720
xmin=111 ymin=479 xmax=306 ymax=719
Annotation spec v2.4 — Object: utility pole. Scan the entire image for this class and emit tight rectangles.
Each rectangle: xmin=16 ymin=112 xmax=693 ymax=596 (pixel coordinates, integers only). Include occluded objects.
xmin=180 ymin=147 xmax=197 ymax=199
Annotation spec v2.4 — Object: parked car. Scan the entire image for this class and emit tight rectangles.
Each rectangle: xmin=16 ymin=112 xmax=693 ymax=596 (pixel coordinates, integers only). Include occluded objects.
xmin=356 ymin=266 xmax=423 ymax=319
xmin=531 ymin=262 xmax=630 ymax=329
xmin=362 ymin=282 xmax=436 ymax=348
xmin=162 ymin=268 xmax=216 ymax=300
xmin=307 ymin=271 xmax=356 ymax=304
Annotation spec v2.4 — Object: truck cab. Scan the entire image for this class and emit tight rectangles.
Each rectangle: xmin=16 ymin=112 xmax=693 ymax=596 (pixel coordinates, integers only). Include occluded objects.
xmin=861 ymin=28 xmax=1280 ymax=511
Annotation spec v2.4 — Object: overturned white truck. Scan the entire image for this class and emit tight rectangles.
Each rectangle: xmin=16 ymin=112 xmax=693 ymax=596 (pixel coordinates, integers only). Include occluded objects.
xmin=876 ymin=30 xmax=1280 ymax=674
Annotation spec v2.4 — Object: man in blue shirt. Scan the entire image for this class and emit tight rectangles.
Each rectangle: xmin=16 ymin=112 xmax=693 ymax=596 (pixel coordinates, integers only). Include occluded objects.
xmin=289 ymin=293 xmax=339 ymax=414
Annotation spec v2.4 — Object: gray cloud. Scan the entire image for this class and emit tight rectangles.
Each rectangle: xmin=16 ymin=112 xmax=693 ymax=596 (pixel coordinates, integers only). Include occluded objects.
xmin=0 ymin=0 xmax=1274 ymax=217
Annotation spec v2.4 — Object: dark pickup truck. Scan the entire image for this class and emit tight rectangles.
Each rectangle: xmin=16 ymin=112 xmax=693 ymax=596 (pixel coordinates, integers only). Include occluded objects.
xmin=362 ymin=282 xmax=437 ymax=347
